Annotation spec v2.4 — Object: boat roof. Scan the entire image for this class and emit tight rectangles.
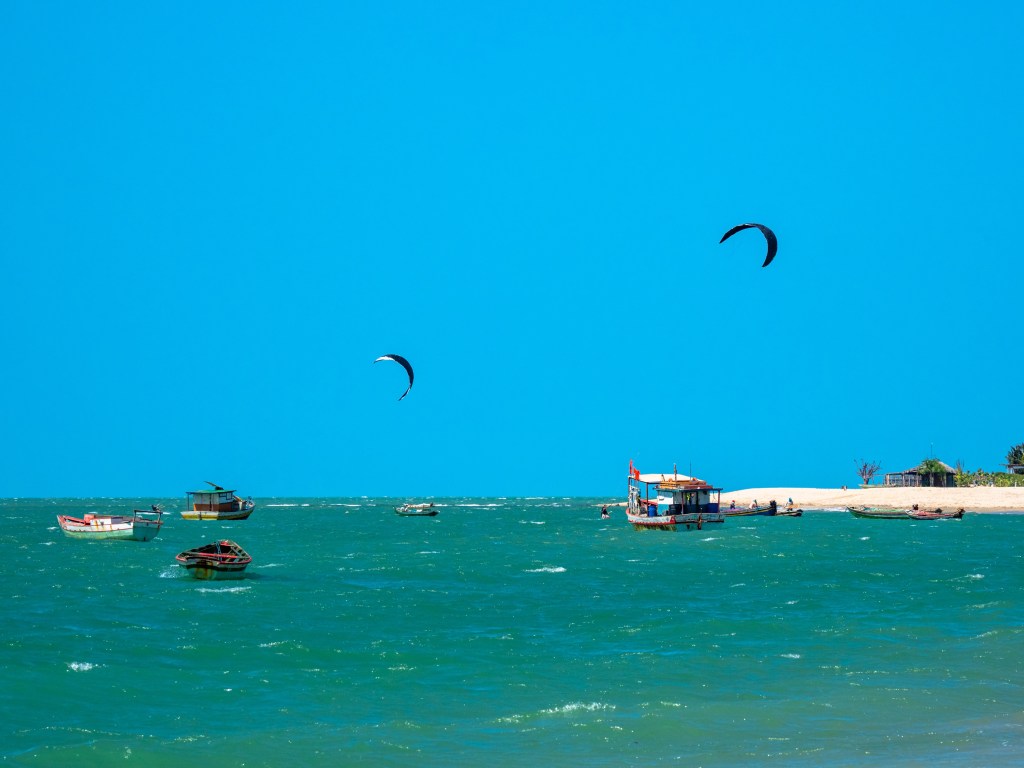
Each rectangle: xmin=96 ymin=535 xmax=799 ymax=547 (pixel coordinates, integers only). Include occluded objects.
xmin=635 ymin=472 xmax=721 ymax=489
xmin=187 ymin=488 xmax=236 ymax=495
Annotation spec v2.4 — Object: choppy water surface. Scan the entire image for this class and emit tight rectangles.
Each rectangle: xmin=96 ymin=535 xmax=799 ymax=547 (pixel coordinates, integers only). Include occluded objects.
xmin=2 ymin=498 xmax=1023 ymax=766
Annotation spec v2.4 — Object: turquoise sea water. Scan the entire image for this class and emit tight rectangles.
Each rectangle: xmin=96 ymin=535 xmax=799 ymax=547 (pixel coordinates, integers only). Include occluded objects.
xmin=2 ymin=498 xmax=1022 ymax=766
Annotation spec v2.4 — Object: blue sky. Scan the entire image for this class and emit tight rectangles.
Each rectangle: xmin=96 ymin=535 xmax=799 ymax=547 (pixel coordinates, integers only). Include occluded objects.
xmin=2 ymin=2 xmax=1021 ymax=497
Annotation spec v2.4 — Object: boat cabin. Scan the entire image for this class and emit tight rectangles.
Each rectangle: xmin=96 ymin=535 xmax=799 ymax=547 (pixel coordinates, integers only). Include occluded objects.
xmin=628 ymin=472 xmax=722 ymax=517
xmin=187 ymin=487 xmax=246 ymax=513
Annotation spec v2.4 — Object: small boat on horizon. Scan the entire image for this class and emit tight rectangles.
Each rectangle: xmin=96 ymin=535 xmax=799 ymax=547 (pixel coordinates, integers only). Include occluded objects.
xmin=396 ymin=503 xmax=438 ymax=516
xmin=176 ymin=540 xmax=252 ymax=580
xmin=625 ymin=464 xmax=725 ymax=531
xmin=57 ymin=506 xmax=164 ymax=541
xmin=180 ymin=482 xmax=255 ymax=521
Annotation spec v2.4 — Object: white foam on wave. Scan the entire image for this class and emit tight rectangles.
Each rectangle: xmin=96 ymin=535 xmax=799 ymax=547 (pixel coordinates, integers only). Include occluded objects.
xmin=525 ymin=566 xmax=566 ymax=573
xmin=540 ymin=702 xmax=613 ymax=715
xmin=196 ymin=585 xmax=251 ymax=594
xmin=265 ymin=503 xmax=299 ymax=507
xmin=781 ymin=653 xmax=802 ymax=659
xmin=965 ymin=573 xmax=985 ymax=580
xmin=256 ymin=563 xmax=283 ymax=568
xmin=520 ymin=520 xmax=545 ymax=525
xmin=458 ymin=503 xmax=502 ymax=508
xmin=159 ymin=566 xmax=180 ymax=579
xmin=68 ymin=661 xmax=99 ymax=672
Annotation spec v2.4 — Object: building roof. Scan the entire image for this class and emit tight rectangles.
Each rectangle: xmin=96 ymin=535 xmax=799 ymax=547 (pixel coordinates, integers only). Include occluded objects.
xmin=900 ymin=460 xmax=957 ymax=474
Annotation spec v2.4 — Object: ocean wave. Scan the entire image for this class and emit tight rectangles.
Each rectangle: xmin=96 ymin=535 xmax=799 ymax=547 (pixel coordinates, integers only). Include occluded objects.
xmin=68 ymin=661 xmax=99 ymax=672
xmin=266 ymin=504 xmax=300 ymax=507
xmin=196 ymin=586 xmax=251 ymax=593
xmin=540 ymin=702 xmax=613 ymax=715
xmin=525 ymin=566 xmax=566 ymax=573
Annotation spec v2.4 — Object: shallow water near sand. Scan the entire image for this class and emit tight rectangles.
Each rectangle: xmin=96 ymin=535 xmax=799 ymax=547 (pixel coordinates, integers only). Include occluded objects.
xmin=3 ymin=498 xmax=1023 ymax=766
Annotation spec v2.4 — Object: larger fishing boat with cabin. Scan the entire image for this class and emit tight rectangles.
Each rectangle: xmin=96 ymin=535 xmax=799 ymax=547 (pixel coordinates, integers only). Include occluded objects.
xmin=180 ymin=482 xmax=255 ymax=521
xmin=625 ymin=464 xmax=725 ymax=531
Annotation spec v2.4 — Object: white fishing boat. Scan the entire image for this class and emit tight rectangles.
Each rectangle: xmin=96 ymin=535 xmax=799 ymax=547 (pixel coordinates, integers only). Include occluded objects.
xmin=625 ymin=464 xmax=725 ymax=531
xmin=395 ymin=503 xmax=438 ymax=516
xmin=180 ymin=482 xmax=255 ymax=520
xmin=57 ymin=506 xmax=164 ymax=541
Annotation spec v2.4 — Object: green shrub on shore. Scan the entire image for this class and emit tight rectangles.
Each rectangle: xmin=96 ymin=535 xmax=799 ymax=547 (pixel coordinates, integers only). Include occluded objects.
xmin=955 ymin=470 xmax=1024 ymax=488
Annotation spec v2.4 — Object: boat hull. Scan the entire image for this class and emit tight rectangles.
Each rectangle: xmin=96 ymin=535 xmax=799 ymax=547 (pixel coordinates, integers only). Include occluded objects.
xmin=57 ymin=515 xmax=162 ymax=541
xmin=176 ymin=540 xmax=252 ymax=580
xmin=907 ymin=509 xmax=965 ymax=520
xmin=724 ymin=506 xmax=776 ymax=517
xmin=180 ymin=507 xmax=254 ymax=521
xmin=626 ymin=512 xmax=725 ymax=531
xmin=180 ymin=561 xmax=249 ymax=580
xmin=847 ymin=507 xmax=912 ymax=519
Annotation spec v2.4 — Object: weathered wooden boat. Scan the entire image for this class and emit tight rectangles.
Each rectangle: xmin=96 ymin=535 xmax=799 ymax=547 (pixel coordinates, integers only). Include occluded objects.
xmin=626 ymin=465 xmax=725 ymax=531
xmin=395 ymin=503 xmax=438 ymax=516
xmin=847 ymin=506 xmax=912 ymax=519
xmin=176 ymin=540 xmax=252 ymax=580
xmin=180 ymin=482 xmax=255 ymax=520
xmin=907 ymin=508 xmax=965 ymax=520
xmin=57 ymin=506 xmax=164 ymax=541
xmin=724 ymin=501 xmax=778 ymax=517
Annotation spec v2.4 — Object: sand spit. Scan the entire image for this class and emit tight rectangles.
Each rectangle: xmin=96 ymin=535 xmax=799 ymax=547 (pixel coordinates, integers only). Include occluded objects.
xmin=719 ymin=487 xmax=1024 ymax=512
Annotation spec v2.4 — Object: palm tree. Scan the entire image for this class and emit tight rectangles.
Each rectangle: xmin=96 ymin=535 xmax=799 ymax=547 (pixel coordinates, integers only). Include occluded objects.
xmin=1007 ymin=443 xmax=1024 ymax=474
xmin=918 ymin=458 xmax=946 ymax=487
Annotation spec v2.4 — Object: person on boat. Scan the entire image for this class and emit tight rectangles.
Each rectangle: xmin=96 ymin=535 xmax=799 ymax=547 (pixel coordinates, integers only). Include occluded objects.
xmin=730 ymin=500 xmax=736 ymax=510
xmin=601 ymin=505 xmax=609 ymax=519
xmin=749 ymin=500 xmax=757 ymax=510
xmin=786 ymin=497 xmax=794 ymax=510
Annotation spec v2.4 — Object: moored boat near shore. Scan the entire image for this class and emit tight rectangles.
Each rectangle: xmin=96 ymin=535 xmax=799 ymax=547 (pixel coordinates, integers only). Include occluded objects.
xmin=176 ymin=540 xmax=252 ymax=580
xmin=626 ymin=465 xmax=725 ymax=531
xmin=180 ymin=482 xmax=255 ymax=520
xmin=907 ymin=508 xmax=966 ymax=520
xmin=724 ymin=501 xmax=778 ymax=517
xmin=847 ymin=506 xmax=913 ymax=519
xmin=57 ymin=506 xmax=164 ymax=541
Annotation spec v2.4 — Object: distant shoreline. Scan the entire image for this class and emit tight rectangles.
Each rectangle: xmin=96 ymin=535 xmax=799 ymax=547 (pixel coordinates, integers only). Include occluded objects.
xmin=715 ymin=487 xmax=1024 ymax=513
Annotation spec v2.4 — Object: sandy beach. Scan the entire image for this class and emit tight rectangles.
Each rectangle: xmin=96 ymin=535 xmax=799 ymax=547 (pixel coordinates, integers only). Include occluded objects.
xmin=719 ymin=486 xmax=1024 ymax=512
